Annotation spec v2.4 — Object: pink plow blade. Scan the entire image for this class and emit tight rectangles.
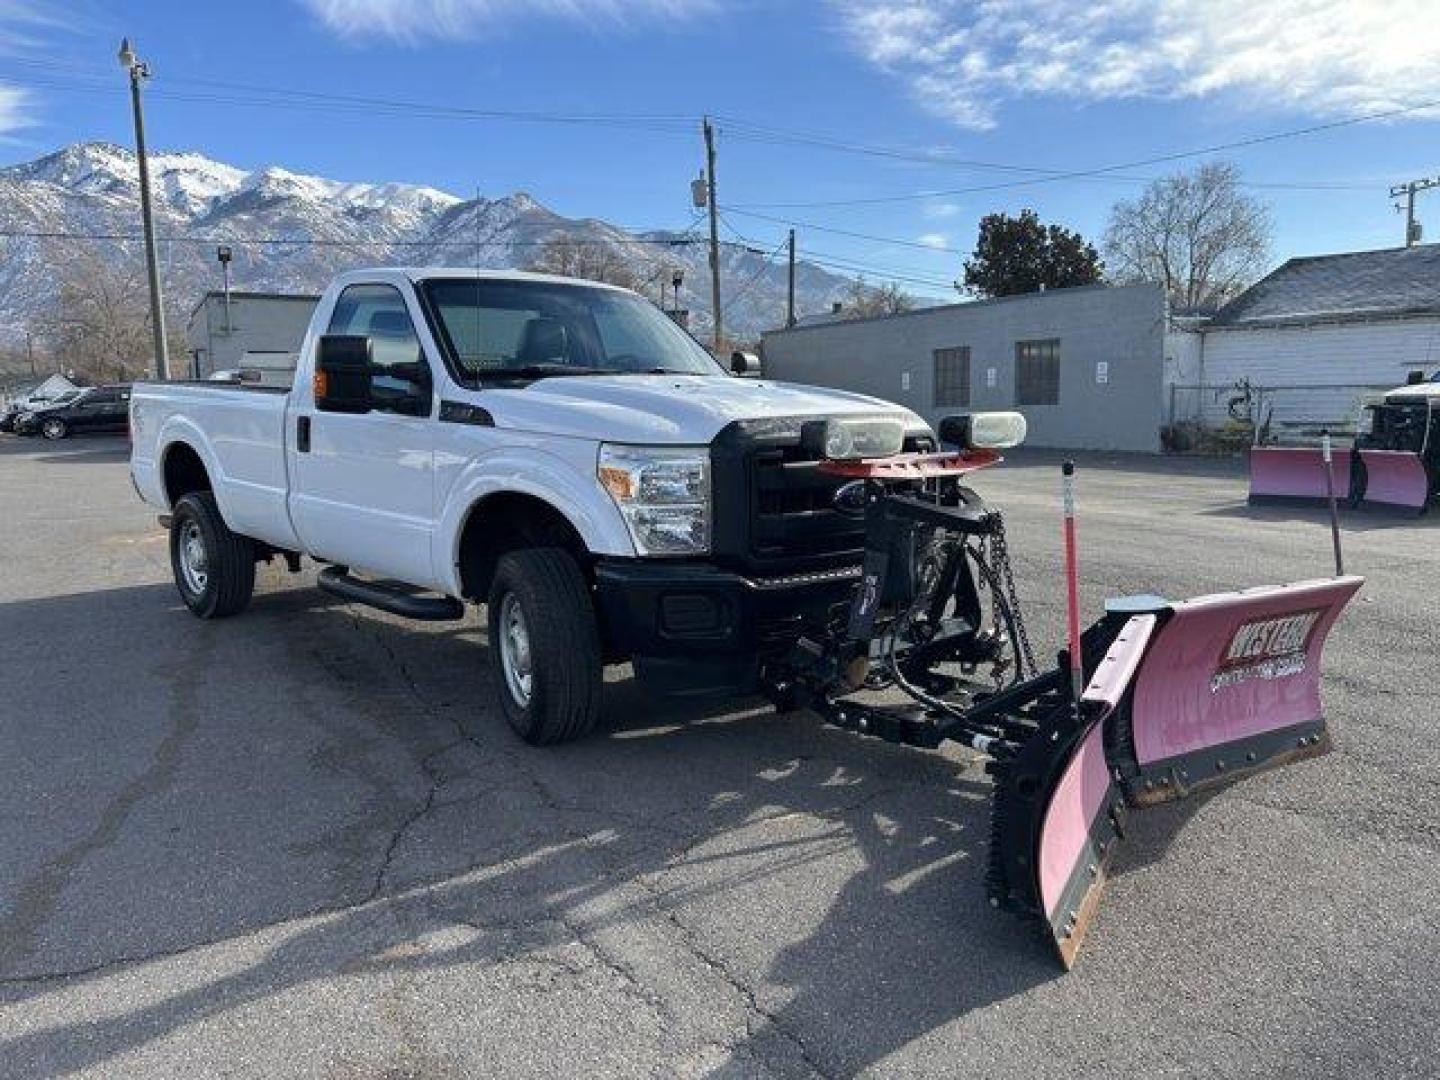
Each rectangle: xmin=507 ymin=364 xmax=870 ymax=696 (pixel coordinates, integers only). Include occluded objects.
xmin=1357 ymin=449 xmax=1430 ymax=514
xmin=1034 ymin=615 xmax=1156 ymax=967
xmin=1030 ymin=578 xmax=1361 ymax=968
xmin=1121 ymin=575 xmax=1363 ymax=803
xmin=1248 ymin=446 xmax=1352 ymax=505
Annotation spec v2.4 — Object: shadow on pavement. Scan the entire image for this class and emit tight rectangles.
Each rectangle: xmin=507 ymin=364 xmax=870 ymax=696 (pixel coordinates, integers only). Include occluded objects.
xmin=0 ymin=433 xmax=130 ymax=464
xmin=1197 ymin=500 xmax=1434 ymax=532
xmin=0 ymin=576 xmax=1125 ymax=1074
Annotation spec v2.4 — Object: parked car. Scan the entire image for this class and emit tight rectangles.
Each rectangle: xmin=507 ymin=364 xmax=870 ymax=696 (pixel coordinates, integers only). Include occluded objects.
xmin=17 ymin=384 xmax=131 ymax=439
xmin=3 ymin=388 xmax=82 ymax=432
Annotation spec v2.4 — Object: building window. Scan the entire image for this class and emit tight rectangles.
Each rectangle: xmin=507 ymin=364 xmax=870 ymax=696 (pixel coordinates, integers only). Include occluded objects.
xmin=933 ymin=346 xmax=971 ymax=408
xmin=1015 ymin=338 xmax=1060 ymax=407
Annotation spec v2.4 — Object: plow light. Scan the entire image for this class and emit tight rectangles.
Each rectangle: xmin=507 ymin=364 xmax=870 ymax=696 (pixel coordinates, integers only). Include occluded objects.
xmin=803 ymin=417 xmax=907 ymax=461
xmin=938 ymin=411 xmax=1028 ymax=450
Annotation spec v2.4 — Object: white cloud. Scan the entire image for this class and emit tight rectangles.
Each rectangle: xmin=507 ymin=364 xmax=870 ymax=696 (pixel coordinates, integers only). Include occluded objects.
xmin=922 ymin=201 xmax=961 ymax=219
xmin=0 ymin=2 xmax=56 ymax=136
xmin=916 ymin=232 xmax=949 ymax=249
xmin=0 ymin=85 xmax=31 ymax=137
xmin=832 ymin=1 xmax=1440 ymax=130
xmin=299 ymin=0 xmax=714 ymax=42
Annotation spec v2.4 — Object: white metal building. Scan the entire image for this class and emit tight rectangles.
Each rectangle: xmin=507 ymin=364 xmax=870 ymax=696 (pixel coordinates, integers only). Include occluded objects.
xmin=1172 ymin=245 xmax=1440 ymax=433
xmin=185 ymin=291 xmax=319 ymax=383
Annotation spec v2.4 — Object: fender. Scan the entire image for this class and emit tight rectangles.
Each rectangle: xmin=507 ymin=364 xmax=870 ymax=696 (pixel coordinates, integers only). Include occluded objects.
xmin=156 ymin=414 xmax=303 ymax=551
xmin=155 ymin=416 xmax=228 ymax=514
xmin=433 ymin=445 xmax=634 ymax=596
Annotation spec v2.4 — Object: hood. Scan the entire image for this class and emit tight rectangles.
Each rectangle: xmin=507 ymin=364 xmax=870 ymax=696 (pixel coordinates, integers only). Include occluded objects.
xmin=1384 ymin=380 xmax=1440 ymax=403
xmin=474 ymin=374 xmax=927 ymax=444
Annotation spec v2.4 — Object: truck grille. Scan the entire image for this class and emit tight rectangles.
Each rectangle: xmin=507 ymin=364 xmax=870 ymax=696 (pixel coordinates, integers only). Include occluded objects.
xmin=711 ymin=418 xmax=932 ymax=575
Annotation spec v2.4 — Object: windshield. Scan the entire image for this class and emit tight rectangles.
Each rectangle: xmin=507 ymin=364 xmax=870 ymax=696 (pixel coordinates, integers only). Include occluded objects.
xmin=422 ymin=278 xmax=724 ymax=383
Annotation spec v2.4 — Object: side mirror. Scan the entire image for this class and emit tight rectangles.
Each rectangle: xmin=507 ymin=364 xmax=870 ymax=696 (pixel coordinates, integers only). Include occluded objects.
xmin=314 ymin=335 xmax=372 ymax=414
xmin=731 ymin=351 xmax=760 ymax=376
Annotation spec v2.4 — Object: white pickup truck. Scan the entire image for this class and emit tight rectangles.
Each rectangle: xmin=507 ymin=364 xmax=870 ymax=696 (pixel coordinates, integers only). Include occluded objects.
xmin=130 ymin=268 xmax=936 ymax=743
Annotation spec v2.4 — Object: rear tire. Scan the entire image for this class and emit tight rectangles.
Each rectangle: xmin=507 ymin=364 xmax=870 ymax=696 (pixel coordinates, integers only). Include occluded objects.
xmin=169 ymin=491 xmax=256 ymax=618
xmin=40 ymin=417 xmax=67 ymax=440
xmin=485 ymin=547 xmax=602 ymax=745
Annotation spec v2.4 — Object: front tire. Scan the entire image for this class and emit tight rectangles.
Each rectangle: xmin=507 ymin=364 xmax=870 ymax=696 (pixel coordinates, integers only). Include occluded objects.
xmin=169 ymin=491 xmax=256 ymax=618
xmin=485 ymin=547 xmax=602 ymax=745
xmin=40 ymin=417 xmax=67 ymax=440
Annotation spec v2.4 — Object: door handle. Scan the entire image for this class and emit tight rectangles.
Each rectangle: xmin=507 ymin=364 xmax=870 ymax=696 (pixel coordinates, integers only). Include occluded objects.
xmin=297 ymin=415 xmax=311 ymax=453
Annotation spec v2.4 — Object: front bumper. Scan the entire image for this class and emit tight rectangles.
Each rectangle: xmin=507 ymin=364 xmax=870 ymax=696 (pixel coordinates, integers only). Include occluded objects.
xmin=593 ymin=558 xmax=860 ymax=694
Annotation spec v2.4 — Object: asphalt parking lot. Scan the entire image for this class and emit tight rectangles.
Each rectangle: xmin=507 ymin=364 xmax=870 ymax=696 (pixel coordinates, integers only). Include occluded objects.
xmin=1 ymin=433 xmax=1437 ymax=1078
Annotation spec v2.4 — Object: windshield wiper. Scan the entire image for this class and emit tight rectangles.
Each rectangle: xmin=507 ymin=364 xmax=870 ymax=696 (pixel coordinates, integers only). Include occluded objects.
xmin=474 ymin=363 xmax=607 ymax=380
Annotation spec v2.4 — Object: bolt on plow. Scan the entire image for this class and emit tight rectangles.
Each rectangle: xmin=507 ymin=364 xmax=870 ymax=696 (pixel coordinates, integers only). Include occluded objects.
xmin=761 ymin=414 xmax=1364 ymax=969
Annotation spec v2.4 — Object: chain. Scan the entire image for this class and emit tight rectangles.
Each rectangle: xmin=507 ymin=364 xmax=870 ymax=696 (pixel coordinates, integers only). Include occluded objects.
xmin=986 ymin=511 xmax=1037 ymax=677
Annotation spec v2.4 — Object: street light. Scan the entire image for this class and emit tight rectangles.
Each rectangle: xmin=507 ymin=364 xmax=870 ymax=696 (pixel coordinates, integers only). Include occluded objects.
xmin=217 ymin=245 xmax=233 ymax=334
xmin=118 ymin=37 xmax=169 ymax=380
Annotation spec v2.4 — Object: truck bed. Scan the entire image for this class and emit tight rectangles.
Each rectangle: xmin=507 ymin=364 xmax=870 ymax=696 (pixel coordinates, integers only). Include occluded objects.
xmin=130 ymin=381 xmax=301 ymax=552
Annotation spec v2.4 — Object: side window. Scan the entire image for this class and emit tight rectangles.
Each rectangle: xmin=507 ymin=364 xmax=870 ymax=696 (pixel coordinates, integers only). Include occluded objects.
xmin=326 ymin=284 xmax=431 ymax=416
xmin=933 ymin=346 xmax=971 ymax=408
xmin=1015 ymin=339 xmax=1060 ymax=408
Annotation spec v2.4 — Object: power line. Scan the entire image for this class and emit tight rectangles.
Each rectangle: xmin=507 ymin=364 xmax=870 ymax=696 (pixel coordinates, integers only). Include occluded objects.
xmin=0 ymin=59 xmax=697 ymax=132
xmin=714 ymin=101 xmax=1440 ymax=202
xmin=719 ymin=206 xmax=965 ymax=255
xmin=795 ymin=249 xmax=956 ymax=292
xmin=2 ymin=60 xmax=1409 ymax=194
xmin=731 ymin=174 xmax=1374 ymax=210
xmin=717 ymin=212 xmax=956 ymax=293
xmin=0 ymin=228 xmax=711 ymax=249
xmin=721 ymin=234 xmax=789 ymax=317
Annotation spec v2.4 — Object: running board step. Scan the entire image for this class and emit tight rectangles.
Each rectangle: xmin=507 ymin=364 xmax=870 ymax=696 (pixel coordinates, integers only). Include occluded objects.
xmin=317 ymin=566 xmax=465 ymax=621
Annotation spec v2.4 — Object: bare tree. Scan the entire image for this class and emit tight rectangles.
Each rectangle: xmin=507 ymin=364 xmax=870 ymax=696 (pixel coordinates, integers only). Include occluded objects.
xmin=524 ymin=236 xmax=640 ymax=291
xmin=843 ymin=276 xmax=915 ymax=318
xmin=34 ymin=243 xmax=185 ymax=382
xmin=1103 ymin=163 xmax=1270 ymax=312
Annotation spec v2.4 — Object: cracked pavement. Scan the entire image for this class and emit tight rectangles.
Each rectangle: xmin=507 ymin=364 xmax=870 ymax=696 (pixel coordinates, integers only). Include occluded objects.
xmin=1 ymin=435 xmax=1437 ymax=1078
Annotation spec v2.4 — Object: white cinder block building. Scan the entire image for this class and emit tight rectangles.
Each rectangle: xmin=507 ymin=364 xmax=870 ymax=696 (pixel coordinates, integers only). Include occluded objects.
xmin=1174 ymin=244 xmax=1440 ymax=431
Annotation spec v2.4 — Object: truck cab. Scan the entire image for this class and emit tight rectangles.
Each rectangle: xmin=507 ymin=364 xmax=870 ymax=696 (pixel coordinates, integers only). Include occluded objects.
xmin=130 ymin=269 xmax=934 ymax=742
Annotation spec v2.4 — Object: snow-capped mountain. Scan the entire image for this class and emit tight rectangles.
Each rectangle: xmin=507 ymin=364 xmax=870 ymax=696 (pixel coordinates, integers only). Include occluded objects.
xmin=0 ymin=142 xmax=857 ymax=346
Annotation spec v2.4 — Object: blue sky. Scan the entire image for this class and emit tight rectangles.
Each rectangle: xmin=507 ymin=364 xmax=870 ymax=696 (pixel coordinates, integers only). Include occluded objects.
xmin=2 ymin=0 xmax=1438 ymax=301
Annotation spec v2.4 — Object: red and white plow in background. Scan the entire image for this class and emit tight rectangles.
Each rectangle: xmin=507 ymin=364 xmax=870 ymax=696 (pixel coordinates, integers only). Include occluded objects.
xmin=1248 ymin=387 xmax=1437 ymax=515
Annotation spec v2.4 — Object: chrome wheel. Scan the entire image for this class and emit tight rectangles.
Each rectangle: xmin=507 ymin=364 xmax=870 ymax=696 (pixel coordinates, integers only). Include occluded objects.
xmin=178 ymin=519 xmax=209 ymax=595
xmin=498 ymin=592 xmax=533 ymax=707
xmin=41 ymin=418 xmax=65 ymax=439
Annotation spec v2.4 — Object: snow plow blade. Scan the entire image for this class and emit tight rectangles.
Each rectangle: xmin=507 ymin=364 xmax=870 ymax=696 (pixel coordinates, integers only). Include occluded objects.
xmin=1356 ymin=449 xmax=1430 ymax=515
xmin=998 ymin=576 xmax=1363 ymax=968
xmin=1247 ymin=446 xmax=1354 ymax=506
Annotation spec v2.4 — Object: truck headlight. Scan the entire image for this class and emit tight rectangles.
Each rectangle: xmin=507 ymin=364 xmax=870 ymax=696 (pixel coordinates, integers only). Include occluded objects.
xmin=598 ymin=444 xmax=711 ymax=555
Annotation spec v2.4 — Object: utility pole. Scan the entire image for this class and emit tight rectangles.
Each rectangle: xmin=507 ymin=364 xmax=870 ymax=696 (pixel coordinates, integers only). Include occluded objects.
xmin=118 ymin=38 xmax=169 ymax=380
xmin=25 ymin=331 xmax=35 ymax=376
xmin=1390 ymin=175 xmax=1440 ymax=247
xmin=703 ymin=117 xmax=722 ymax=354
xmin=786 ymin=228 xmax=796 ymax=328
